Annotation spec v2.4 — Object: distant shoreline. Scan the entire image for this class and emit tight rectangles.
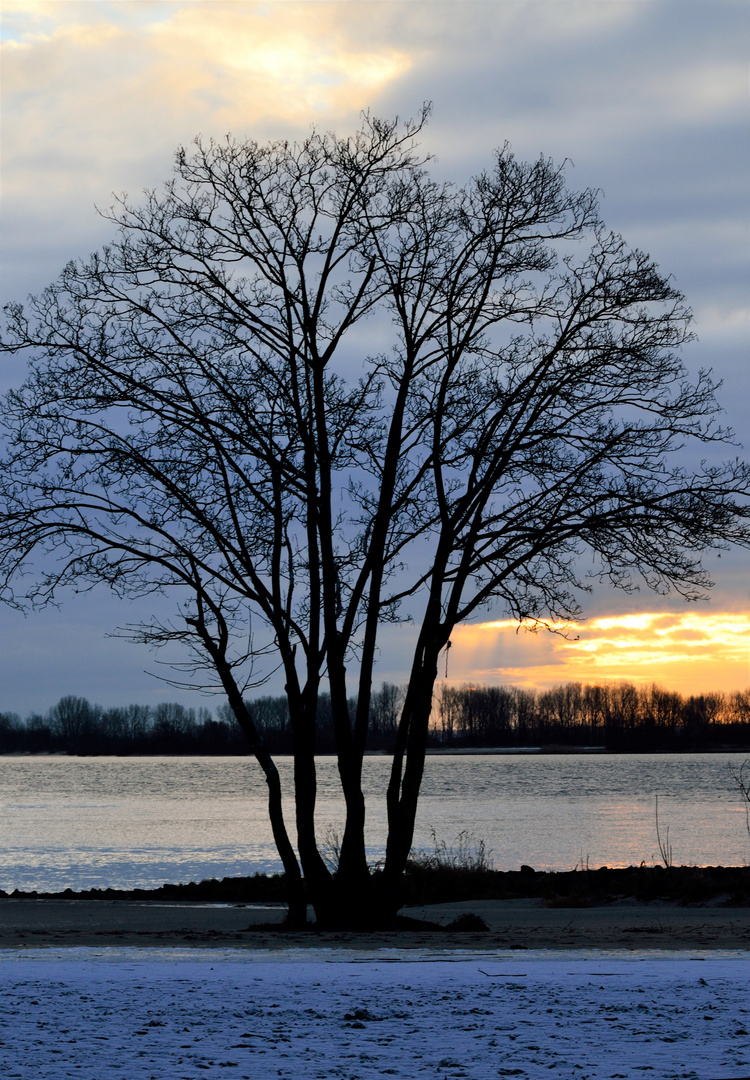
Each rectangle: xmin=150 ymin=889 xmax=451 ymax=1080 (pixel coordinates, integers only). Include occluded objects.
xmin=2 ymin=745 xmax=749 ymax=757
xmin=426 ymin=744 xmax=750 ymax=755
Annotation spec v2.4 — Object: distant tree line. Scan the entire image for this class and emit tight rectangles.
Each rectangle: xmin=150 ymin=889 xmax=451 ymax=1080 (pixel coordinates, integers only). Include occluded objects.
xmin=0 ymin=698 xmax=241 ymax=755
xmin=433 ymin=682 xmax=750 ymax=751
xmin=1 ymin=681 xmax=748 ymax=755
xmin=0 ymin=683 xmax=403 ymax=755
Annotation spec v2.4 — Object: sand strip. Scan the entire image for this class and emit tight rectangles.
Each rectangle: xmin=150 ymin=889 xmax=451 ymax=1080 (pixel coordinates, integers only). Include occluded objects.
xmin=1 ymin=897 xmax=748 ymax=950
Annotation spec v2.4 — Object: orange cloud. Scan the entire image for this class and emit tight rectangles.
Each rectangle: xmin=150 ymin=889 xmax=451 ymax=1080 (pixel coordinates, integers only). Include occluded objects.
xmin=447 ymin=612 xmax=750 ymax=695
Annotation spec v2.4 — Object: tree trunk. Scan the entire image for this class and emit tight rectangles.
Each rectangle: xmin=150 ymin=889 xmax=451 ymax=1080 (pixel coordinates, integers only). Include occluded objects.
xmin=226 ymin=697 xmax=308 ymax=927
xmin=261 ymin=755 xmax=308 ymax=927
xmin=190 ymin=624 xmax=308 ymax=926
xmin=381 ymin=640 xmax=442 ymax=917
xmin=287 ymin=690 xmax=336 ymax=921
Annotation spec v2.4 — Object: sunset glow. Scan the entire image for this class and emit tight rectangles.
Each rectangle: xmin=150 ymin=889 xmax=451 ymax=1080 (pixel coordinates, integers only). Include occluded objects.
xmin=447 ymin=612 xmax=750 ymax=695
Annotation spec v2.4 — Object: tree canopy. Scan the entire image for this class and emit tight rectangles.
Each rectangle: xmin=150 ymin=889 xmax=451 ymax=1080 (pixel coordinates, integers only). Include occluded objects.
xmin=2 ymin=109 xmax=749 ymax=925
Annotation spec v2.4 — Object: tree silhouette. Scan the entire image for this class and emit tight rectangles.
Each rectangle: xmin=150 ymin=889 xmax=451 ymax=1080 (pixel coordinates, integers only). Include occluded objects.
xmin=2 ymin=109 xmax=749 ymax=925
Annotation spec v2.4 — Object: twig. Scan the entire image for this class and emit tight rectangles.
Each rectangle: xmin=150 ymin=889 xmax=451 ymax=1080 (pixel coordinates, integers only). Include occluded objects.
xmin=655 ymin=795 xmax=673 ymax=868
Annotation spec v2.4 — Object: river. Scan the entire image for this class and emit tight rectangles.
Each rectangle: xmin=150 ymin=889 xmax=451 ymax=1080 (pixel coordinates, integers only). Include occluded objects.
xmin=1 ymin=752 xmax=748 ymax=891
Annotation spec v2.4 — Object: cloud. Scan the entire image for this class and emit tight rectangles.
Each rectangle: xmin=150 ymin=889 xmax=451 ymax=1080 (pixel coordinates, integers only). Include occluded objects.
xmin=2 ymin=3 xmax=412 ymax=158
xmin=696 ymin=304 xmax=750 ymax=348
xmin=448 ymin=612 xmax=750 ymax=694
xmin=0 ymin=1 xmax=415 ymax=301
xmin=146 ymin=4 xmax=411 ymax=122
xmin=1 ymin=0 xmax=747 ymax=712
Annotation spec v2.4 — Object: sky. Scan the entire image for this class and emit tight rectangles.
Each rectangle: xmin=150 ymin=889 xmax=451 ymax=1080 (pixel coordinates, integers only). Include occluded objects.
xmin=0 ymin=0 xmax=748 ymax=715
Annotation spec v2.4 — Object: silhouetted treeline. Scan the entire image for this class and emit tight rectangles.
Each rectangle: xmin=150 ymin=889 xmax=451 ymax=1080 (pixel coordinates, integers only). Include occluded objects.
xmin=0 ymin=697 xmax=244 ymax=755
xmin=432 ymin=682 xmax=750 ymax=751
xmin=0 ymin=684 xmax=400 ymax=756
xmin=1 ymin=681 xmax=748 ymax=755
xmin=229 ymin=683 xmax=403 ymax=754
xmin=233 ymin=682 xmax=750 ymax=752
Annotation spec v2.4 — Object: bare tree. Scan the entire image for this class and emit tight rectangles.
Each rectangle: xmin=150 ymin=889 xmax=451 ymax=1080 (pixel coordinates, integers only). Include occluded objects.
xmin=2 ymin=109 xmax=749 ymax=926
xmin=49 ymin=695 xmax=101 ymax=748
xmin=369 ymin=682 xmax=404 ymax=749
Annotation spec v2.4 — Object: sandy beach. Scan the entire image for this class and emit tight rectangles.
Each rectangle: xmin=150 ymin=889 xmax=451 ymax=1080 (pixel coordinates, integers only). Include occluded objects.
xmin=1 ymin=896 xmax=749 ymax=950
xmin=3 ymin=894 xmax=749 ymax=1077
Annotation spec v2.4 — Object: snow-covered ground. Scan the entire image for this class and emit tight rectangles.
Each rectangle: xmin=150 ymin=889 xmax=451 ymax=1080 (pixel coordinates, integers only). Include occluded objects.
xmin=0 ymin=948 xmax=748 ymax=1079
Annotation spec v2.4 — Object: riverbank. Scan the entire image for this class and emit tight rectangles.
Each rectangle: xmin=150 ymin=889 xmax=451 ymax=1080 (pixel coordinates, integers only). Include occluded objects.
xmin=4 ymin=862 xmax=748 ymax=907
xmin=1 ymin=895 xmax=749 ymax=950
xmin=2 ymin=864 xmax=748 ymax=950
xmin=4 ymin=743 xmax=750 ymax=756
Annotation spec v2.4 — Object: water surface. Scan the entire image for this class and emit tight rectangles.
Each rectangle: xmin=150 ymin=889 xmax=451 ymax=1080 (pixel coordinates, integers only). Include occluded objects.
xmin=1 ymin=753 xmax=747 ymax=891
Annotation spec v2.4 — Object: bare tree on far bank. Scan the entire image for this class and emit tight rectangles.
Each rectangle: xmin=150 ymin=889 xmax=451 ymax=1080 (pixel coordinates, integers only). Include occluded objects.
xmin=433 ymin=682 xmax=750 ymax=751
xmin=1 ymin=110 xmax=749 ymax=927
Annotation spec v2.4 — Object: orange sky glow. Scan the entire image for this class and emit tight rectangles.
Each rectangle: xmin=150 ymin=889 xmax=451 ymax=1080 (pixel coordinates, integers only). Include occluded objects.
xmin=446 ymin=612 xmax=750 ymax=696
